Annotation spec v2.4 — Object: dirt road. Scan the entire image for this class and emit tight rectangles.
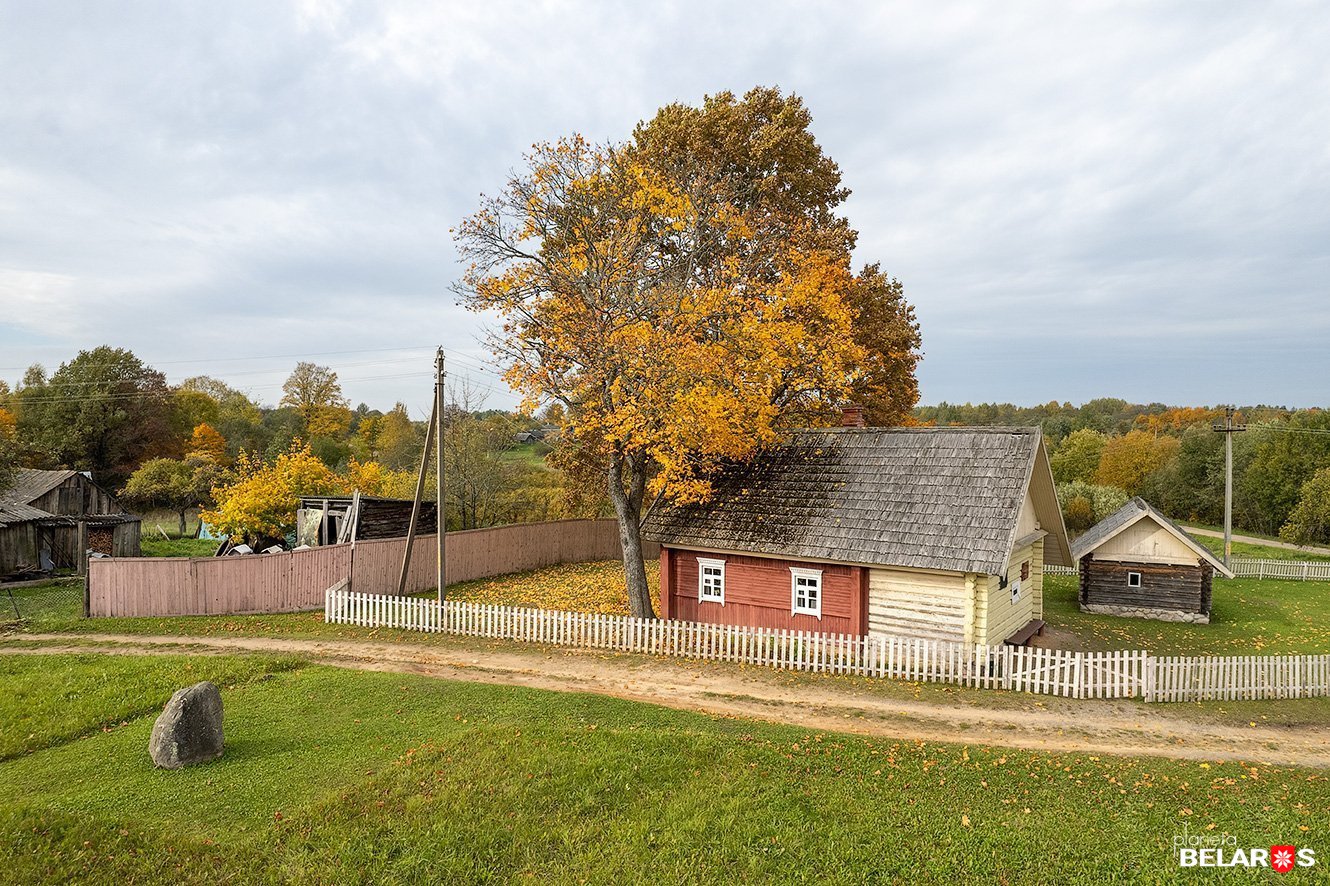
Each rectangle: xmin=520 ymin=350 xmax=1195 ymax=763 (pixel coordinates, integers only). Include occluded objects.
xmin=10 ymin=631 xmax=1330 ymax=768
xmin=1181 ymin=525 xmax=1330 ymax=557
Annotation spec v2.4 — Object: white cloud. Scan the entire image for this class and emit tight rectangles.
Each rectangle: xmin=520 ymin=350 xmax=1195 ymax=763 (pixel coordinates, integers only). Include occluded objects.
xmin=0 ymin=0 xmax=1327 ymax=408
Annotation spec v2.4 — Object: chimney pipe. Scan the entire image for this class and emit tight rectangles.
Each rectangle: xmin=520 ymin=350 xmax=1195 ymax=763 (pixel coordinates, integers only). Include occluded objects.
xmin=840 ymin=405 xmax=866 ymax=428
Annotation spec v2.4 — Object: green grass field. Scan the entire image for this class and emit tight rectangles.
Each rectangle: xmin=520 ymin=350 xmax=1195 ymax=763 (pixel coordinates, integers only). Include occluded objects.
xmin=1190 ymin=533 xmax=1330 ymax=563
xmin=138 ymin=537 xmax=221 ymax=558
xmin=1043 ymin=573 xmax=1330 ymax=655
xmin=1 ymin=652 xmax=1324 ymax=884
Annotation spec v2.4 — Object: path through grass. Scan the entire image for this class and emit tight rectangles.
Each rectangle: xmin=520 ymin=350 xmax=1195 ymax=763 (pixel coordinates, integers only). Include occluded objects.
xmin=1 ymin=652 xmax=1326 ymax=884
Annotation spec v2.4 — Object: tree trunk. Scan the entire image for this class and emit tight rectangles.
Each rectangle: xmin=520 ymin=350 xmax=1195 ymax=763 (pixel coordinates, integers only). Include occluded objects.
xmin=178 ymin=509 xmax=188 ymax=538
xmin=609 ymin=451 xmax=655 ymax=619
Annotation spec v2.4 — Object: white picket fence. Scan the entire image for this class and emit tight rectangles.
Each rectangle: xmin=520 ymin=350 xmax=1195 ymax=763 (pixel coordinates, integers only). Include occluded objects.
xmin=1228 ymin=558 xmax=1330 ymax=581
xmin=1045 ymin=558 xmax=1330 ymax=581
xmin=324 ymin=589 xmax=1330 ymax=703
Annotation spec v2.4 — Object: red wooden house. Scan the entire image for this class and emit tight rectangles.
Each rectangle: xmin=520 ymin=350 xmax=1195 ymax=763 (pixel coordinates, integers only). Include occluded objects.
xmin=641 ymin=424 xmax=1072 ymax=646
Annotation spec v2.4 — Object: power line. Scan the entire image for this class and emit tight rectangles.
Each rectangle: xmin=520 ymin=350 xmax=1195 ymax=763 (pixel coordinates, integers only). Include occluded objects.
xmin=0 ymin=344 xmax=441 ymax=373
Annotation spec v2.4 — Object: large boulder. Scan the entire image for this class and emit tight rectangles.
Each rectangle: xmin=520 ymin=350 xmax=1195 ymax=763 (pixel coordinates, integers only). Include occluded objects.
xmin=149 ymin=681 xmax=224 ymax=769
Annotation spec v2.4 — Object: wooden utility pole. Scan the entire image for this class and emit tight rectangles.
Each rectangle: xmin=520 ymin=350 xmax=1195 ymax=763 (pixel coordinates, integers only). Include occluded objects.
xmin=1212 ymin=406 xmax=1247 ymax=568
xmin=396 ymin=347 xmax=447 ymax=599
xmin=397 ymin=390 xmax=438 ymax=597
xmin=435 ymin=347 xmax=446 ymax=603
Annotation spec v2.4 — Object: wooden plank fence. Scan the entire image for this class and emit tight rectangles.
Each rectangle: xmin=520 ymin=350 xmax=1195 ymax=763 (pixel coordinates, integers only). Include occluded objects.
xmin=89 ymin=519 xmax=650 ymax=617
xmin=1046 ymin=557 xmax=1330 ymax=581
xmin=326 ymin=588 xmax=1329 ymax=703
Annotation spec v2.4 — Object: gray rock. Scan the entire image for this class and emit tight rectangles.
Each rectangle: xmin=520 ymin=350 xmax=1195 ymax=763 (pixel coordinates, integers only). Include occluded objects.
xmin=149 ymin=681 xmax=224 ymax=769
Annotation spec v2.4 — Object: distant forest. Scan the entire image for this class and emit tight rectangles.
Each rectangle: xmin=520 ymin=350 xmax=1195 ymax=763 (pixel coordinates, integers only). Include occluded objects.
xmin=913 ymin=400 xmax=1330 ymax=544
xmin=3 ymin=348 xmax=1328 ymax=547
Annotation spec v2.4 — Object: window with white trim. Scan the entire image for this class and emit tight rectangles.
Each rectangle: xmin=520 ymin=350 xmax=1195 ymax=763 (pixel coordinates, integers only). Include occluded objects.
xmin=697 ymin=557 xmax=725 ymax=604
xmin=790 ymin=567 xmax=823 ymax=618
xmin=1127 ymin=571 xmax=1142 ymax=588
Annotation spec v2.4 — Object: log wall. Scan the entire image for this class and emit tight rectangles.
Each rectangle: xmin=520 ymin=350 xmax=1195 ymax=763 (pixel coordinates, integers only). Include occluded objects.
xmin=1078 ymin=556 xmax=1210 ymax=615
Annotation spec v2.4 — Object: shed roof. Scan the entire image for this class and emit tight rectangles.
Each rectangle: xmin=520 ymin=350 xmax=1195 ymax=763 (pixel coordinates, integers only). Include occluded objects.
xmin=641 ymin=427 xmax=1071 ymax=575
xmin=0 ymin=500 xmax=52 ymax=529
xmin=6 ymin=469 xmax=83 ymax=503
xmin=1070 ymin=497 xmax=1234 ymax=578
xmin=0 ymin=468 xmax=132 ymax=529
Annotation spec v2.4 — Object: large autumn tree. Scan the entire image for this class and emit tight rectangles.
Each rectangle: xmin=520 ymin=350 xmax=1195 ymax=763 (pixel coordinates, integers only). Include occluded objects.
xmin=457 ymin=88 xmax=917 ymax=617
xmin=15 ymin=347 xmax=176 ymax=486
xmin=280 ymin=362 xmax=351 ymax=439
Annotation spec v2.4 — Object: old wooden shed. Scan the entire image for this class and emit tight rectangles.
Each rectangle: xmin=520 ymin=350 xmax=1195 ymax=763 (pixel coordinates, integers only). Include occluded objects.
xmin=296 ymin=495 xmax=438 ymax=546
xmin=1070 ymin=497 xmax=1233 ymax=624
xmin=0 ymin=469 xmax=141 ymax=579
xmin=642 ymin=426 xmax=1072 ymax=646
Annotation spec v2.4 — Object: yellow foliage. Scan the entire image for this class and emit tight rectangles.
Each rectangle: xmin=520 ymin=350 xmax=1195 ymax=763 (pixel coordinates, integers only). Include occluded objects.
xmin=201 ymin=443 xmax=347 ymax=543
xmin=1134 ymin=408 xmax=1222 ymax=435
xmin=461 ymin=137 xmax=865 ymax=506
xmin=187 ymin=422 xmax=227 ymax=464
xmin=346 ymin=459 xmax=417 ymax=500
xmin=1094 ymin=430 xmax=1180 ymax=495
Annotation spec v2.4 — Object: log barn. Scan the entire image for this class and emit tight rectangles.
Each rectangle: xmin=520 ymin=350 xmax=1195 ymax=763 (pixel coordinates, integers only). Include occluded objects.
xmin=1071 ymin=497 xmax=1233 ymax=624
xmin=0 ymin=469 xmax=141 ymax=579
xmin=641 ymin=424 xmax=1072 ymax=646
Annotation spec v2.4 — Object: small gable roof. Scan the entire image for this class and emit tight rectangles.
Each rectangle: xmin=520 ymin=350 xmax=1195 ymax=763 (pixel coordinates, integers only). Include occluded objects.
xmin=1070 ymin=497 xmax=1235 ymax=579
xmin=5 ymin=468 xmax=83 ymax=504
xmin=642 ymin=427 xmax=1071 ymax=575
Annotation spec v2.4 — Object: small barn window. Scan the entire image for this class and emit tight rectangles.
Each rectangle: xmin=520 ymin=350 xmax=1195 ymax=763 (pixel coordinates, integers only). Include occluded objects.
xmin=1020 ymin=561 xmax=1030 ymax=581
xmin=790 ymin=567 xmax=823 ymax=618
xmin=1010 ymin=579 xmax=1021 ymax=605
xmin=697 ymin=557 xmax=725 ymax=604
xmin=1127 ymin=571 xmax=1142 ymax=588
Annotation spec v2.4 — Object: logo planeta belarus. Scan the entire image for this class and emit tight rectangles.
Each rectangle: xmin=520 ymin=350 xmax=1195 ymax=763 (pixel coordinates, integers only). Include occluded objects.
xmin=1174 ymin=830 xmax=1316 ymax=870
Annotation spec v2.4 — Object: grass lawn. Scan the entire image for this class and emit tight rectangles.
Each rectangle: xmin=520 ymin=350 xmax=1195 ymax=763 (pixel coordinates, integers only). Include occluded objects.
xmin=1 ymin=652 xmax=1325 ymax=884
xmin=1191 ymin=534 xmax=1330 ymax=563
xmin=1043 ymin=574 xmax=1330 ymax=655
xmin=496 ymin=440 xmax=553 ymax=469
xmin=138 ymin=537 xmax=221 ymax=558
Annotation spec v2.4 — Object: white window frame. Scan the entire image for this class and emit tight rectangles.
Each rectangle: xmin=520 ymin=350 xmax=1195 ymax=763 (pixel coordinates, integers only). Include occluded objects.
xmin=1127 ymin=571 xmax=1143 ymax=588
xmin=790 ymin=567 xmax=823 ymax=618
xmin=697 ymin=557 xmax=726 ymax=604
xmin=1010 ymin=578 xmax=1021 ymax=605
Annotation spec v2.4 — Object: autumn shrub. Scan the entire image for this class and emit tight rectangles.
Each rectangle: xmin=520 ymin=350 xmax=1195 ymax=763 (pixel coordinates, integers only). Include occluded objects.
xmin=1063 ymin=495 xmax=1094 ymax=535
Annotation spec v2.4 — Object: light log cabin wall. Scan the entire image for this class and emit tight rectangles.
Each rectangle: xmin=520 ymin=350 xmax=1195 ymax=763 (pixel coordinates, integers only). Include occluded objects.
xmin=975 ymin=537 xmax=1044 ymax=646
xmin=867 ymin=567 xmax=971 ymax=643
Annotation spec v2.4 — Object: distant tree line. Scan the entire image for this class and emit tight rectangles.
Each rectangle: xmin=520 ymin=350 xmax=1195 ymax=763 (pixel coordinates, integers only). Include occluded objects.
xmin=915 ymin=400 xmax=1330 ymax=545
xmin=0 ymin=346 xmax=603 ymax=543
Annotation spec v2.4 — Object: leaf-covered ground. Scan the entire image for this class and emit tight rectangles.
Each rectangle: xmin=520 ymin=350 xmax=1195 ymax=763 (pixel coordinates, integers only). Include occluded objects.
xmin=445 ymin=559 xmax=650 ymax=615
xmin=2 ymin=653 xmax=1325 ymax=884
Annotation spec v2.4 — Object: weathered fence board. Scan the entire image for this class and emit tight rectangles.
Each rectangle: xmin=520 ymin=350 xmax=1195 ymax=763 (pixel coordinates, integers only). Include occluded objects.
xmin=325 ymin=589 xmax=1330 ymax=704
xmin=89 ymin=519 xmax=649 ymax=618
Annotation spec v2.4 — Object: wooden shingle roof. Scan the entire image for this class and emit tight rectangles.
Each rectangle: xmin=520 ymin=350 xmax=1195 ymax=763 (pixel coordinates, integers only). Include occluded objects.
xmin=1070 ymin=497 xmax=1234 ymax=578
xmin=642 ymin=427 xmax=1067 ymax=575
xmin=5 ymin=468 xmax=81 ymax=504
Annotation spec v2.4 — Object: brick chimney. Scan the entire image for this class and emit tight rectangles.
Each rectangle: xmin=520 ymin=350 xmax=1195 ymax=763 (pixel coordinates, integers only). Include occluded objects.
xmin=840 ymin=405 xmax=866 ymax=428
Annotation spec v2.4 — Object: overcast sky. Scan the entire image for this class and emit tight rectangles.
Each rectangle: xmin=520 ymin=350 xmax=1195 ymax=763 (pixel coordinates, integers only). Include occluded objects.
xmin=2 ymin=1 xmax=1327 ymax=417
